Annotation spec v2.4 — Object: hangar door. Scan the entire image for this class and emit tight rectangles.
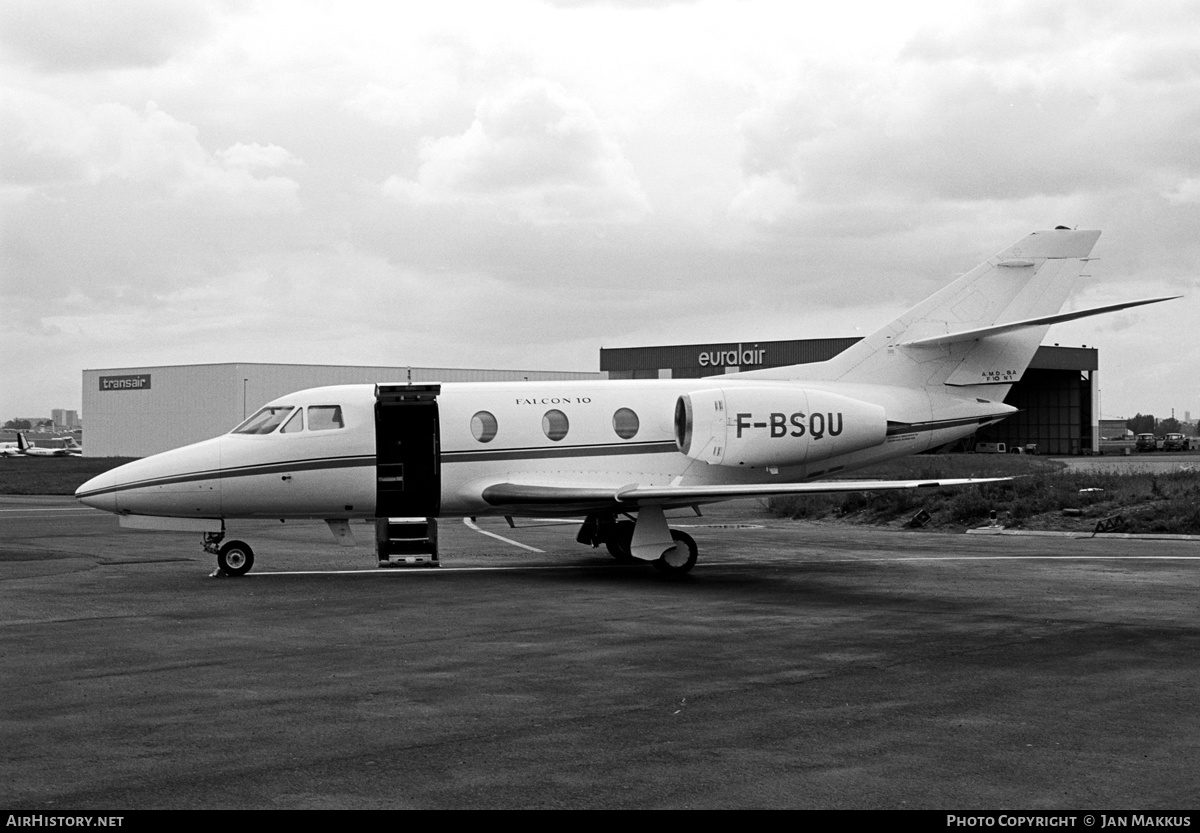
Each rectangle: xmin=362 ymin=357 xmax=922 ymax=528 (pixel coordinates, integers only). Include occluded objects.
xmin=375 ymin=384 xmax=441 ymax=518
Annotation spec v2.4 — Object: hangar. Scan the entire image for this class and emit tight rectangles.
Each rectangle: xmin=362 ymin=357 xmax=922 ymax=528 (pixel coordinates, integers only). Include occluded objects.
xmin=601 ymin=338 xmax=1099 ymax=456
xmin=83 ymin=363 xmax=601 ymax=457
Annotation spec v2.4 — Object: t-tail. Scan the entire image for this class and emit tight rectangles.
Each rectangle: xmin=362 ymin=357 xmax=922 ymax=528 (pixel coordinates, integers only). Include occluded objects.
xmin=737 ymin=227 xmax=1176 ymax=400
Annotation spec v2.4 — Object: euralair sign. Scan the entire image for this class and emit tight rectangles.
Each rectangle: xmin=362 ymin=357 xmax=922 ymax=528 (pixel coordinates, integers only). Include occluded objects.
xmin=100 ymin=374 xmax=151 ymax=391
xmin=698 ymin=344 xmax=766 ymax=368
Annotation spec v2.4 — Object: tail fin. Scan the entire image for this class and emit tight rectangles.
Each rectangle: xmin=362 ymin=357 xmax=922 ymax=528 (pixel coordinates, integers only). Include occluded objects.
xmin=739 ymin=228 xmax=1103 ymax=397
xmin=17 ymin=434 xmax=29 ymax=451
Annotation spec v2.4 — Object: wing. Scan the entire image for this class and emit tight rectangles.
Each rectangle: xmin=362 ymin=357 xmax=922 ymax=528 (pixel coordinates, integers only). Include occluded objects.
xmin=478 ymin=477 xmax=1009 ymax=515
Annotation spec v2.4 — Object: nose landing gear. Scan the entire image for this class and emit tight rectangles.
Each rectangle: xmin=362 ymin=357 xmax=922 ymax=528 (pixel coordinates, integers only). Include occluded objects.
xmin=203 ymin=529 xmax=255 ymax=577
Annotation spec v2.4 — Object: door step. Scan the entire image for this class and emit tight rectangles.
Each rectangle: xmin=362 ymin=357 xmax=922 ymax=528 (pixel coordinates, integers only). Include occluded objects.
xmin=376 ymin=517 xmax=438 ymax=567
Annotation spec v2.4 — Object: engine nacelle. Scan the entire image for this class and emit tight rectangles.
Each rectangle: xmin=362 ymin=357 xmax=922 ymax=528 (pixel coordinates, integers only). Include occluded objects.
xmin=675 ymin=386 xmax=888 ymax=468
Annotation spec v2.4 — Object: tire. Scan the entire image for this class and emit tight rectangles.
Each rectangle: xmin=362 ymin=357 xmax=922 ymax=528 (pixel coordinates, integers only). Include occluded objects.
xmin=653 ymin=529 xmax=697 ymax=575
xmin=605 ymin=521 xmax=635 ymax=562
xmin=218 ymin=540 xmax=255 ymax=576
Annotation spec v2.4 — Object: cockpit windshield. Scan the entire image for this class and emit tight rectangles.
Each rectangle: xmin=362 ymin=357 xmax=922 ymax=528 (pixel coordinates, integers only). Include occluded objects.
xmin=232 ymin=406 xmax=294 ymax=435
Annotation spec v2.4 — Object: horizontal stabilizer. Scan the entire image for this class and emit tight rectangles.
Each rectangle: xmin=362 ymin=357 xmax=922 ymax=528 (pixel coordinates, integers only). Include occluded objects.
xmin=899 ymin=296 xmax=1180 ymax=347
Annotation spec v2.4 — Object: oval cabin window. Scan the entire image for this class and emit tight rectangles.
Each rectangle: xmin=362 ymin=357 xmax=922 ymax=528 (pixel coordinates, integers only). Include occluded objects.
xmin=471 ymin=411 xmax=498 ymax=443
xmin=613 ymin=408 xmax=639 ymax=439
xmin=542 ymin=409 xmax=569 ymax=441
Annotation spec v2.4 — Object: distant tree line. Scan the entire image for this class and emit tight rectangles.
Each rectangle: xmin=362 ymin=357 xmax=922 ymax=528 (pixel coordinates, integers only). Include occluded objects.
xmin=2 ymin=419 xmax=55 ymax=430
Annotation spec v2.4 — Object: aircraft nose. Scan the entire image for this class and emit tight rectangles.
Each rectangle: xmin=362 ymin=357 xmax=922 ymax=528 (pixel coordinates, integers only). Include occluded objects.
xmin=74 ymin=437 xmax=223 ymax=518
xmin=75 ymin=477 xmax=118 ymax=513
xmin=76 ymin=463 xmax=132 ymax=513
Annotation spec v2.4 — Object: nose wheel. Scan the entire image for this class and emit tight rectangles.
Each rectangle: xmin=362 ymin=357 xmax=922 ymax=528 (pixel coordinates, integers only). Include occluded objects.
xmin=217 ymin=540 xmax=255 ymax=577
xmin=203 ymin=530 xmax=255 ymax=577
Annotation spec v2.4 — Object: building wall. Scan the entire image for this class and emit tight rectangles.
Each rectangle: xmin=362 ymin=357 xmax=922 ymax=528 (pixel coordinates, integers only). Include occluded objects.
xmin=50 ymin=409 xmax=80 ymax=429
xmin=602 ymin=337 xmax=861 ymax=379
xmin=82 ymin=363 xmax=600 ymax=457
xmin=1098 ymin=419 xmax=1130 ymax=440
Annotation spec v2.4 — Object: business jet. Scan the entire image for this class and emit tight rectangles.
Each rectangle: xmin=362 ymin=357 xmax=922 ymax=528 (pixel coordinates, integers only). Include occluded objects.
xmin=76 ymin=228 xmax=1174 ymax=577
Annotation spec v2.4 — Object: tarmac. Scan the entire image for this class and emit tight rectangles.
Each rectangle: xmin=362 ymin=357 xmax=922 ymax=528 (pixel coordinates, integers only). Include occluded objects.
xmin=2 ymin=495 xmax=1198 ymax=810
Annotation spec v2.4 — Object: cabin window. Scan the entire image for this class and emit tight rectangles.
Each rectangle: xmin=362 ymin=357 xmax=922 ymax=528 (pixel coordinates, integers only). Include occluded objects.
xmin=280 ymin=408 xmax=304 ymax=434
xmin=470 ymin=411 xmax=498 ymax=443
xmin=233 ymin=406 xmax=293 ymax=435
xmin=542 ymin=409 xmax=569 ymax=441
xmin=308 ymin=405 xmax=345 ymax=431
xmin=613 ymin=408 xmax=639 ymax=439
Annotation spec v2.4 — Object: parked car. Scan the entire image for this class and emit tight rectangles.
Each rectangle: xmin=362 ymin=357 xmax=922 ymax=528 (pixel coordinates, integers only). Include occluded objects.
xmin=1163 ymin=433 xmax=1190 ymax=451
xmin=1135 ymin=433 xmax=1158 ymax=452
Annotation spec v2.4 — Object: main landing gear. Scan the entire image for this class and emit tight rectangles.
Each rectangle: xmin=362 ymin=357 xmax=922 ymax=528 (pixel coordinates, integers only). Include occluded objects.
xmin=577 ymin=511 xmax=698 ymax=575
xmin=203 ymin=530 xmax=255 ymax=577
xmin=655 ymin=529 xmax=697 ymax=575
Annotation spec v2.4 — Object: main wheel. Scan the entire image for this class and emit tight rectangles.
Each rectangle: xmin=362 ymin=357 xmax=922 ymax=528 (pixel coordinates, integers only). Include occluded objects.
xmin=218 ymin=540 xmax=255 ymax=576
xmin=653 ymin=529 xmax=697 ymax=575
xmin=605 ymin=521 xmax=636 ymax=562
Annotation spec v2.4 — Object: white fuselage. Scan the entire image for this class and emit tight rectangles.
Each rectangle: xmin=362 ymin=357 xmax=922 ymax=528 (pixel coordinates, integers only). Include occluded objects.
xmin=75 ymin=378 xmax=1008 ymax=522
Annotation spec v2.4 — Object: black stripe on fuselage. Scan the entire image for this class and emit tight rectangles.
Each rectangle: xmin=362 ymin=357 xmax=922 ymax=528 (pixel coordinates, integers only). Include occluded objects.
xmin=76 ymin=454 xmax=377 ymax=499
xmin=442 ymin=440 xmax=678 ymax=464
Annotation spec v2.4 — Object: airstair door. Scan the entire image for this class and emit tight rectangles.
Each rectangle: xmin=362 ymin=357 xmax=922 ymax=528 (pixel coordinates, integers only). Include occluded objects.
xmin=375 ymin=384 xmax=441 ymax=518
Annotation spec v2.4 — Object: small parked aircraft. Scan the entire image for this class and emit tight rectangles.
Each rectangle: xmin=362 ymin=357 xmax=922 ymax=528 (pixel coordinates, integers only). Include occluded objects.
xmin=6 ymin=434 xmax=75 ymax=457
xmin=76 ymin=228 xmax=1175 ymax=576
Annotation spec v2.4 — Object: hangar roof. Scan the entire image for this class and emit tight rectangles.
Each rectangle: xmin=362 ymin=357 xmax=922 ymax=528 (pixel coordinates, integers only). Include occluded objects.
xmin=600 ymin=339 xmax=1096 ymax=373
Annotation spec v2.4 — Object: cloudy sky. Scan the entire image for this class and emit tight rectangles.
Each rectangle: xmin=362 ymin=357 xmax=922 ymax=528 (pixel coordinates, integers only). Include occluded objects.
xmin=3 ymin=0 xmax=1198 ymax=423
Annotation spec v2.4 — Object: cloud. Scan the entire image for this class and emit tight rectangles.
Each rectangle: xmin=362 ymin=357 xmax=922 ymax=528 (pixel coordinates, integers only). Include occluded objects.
xmin=726 ymin=175 xmax=801 ymax=226
xmin=0 ymin=89 xmax=92 ymax=188
xmin=217 ymin=143 xmax=301 ymax=171
xmin=0 ymin=0 xmax=215 ymax=71
xmin=728 ymin=2 xmax=1200 ymax=233
xmin=384 ymin=80 xmax=651 ymax=223
xmin=1 ymin=94 xmax=301 ymax=214
xmin=1163 ymin=177 xmax=1200 ymax=205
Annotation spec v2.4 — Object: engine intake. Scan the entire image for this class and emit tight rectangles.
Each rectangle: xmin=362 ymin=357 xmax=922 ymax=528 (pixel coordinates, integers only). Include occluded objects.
xmin=675 ymin=386 xmax=887 ymax=468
